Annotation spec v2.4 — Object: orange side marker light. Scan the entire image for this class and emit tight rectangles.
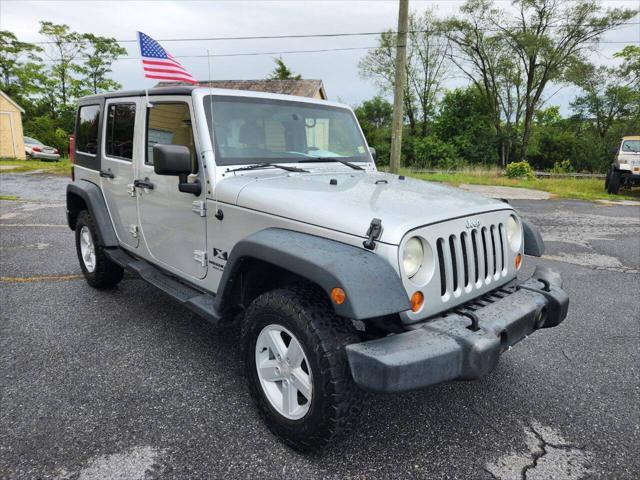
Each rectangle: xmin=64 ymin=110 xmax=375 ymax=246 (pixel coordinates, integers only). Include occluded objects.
xmin=331 ymin=287 xmax=346 ymax=305
xmin=410 ymin=291 xmax=424 ymax=312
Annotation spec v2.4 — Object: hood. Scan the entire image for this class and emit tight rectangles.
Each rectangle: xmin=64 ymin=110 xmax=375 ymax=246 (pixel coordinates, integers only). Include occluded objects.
xmin=215 ymin=170 xmax=511 ymax=245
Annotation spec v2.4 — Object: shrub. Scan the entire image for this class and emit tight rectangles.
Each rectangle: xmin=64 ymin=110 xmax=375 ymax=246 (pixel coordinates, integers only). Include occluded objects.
xmin=505 ymin=161 xmax=535 ymax=179
xmin=551 ymin=160 xmax=574 ymax=174
xmin=412 ymin=135 xmax=459 ymax=170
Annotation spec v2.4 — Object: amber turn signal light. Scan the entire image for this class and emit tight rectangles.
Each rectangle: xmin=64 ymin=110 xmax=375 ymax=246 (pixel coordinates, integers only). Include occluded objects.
xmin=515 ymin=253 xmax=522 ymax=269
xmin=410 ymin=291 xmax=424 ymax=312
xmin=330 ymin=287 xmax=346 ymax=305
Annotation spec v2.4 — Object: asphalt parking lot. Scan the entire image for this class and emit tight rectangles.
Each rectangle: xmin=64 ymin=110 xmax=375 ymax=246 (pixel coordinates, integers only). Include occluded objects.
xmin=1 ymin=172 xmax=639 ymax=480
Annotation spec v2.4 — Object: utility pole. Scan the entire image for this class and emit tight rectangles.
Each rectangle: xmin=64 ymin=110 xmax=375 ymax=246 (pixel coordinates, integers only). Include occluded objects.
xmin=389 ymin=0 xmax=409 ymax=174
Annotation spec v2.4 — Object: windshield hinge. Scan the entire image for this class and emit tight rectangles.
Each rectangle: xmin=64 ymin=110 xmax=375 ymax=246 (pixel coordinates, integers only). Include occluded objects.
xmin=192 ymin=200 xmax=206 ymax=217
xmin=363 ymin=218 xmax=382 ymax=250
xmin=193 ymin=250 xmax=207 ymax=267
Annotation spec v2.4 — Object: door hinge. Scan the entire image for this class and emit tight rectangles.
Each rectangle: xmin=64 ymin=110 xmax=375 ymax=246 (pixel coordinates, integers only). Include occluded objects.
xmin=127 ymin=184 xmax=137 ymax=197
xmin=192 ymin=200 xmax=206 ymax=217
xmin=193 ymin=250 xmax=207 ymax=267
xmin=129 ymin=224 xmax=139 ymax=238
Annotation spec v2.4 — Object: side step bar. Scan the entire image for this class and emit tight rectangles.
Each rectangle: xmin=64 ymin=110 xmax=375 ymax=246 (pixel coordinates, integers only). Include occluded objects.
xmin=105 ymin=248 xmax=222 ymax=325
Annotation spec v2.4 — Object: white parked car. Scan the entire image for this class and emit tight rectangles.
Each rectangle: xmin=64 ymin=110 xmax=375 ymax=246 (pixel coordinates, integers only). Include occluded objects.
xmin=24 ymin=136 xmax=60 ymax=161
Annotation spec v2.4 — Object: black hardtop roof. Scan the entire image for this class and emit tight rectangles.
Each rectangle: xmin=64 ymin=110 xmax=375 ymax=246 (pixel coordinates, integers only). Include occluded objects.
xmin=78 ymin=86 xmax=196 ymax=104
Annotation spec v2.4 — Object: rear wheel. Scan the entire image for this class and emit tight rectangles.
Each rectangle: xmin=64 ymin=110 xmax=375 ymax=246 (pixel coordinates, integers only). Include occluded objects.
xmin=242 ymin=287 xmax=364 ymax=452
xmin=607 ymin=170 xmax=621 ymax=194
xmin=75 ymin=211 xmax=123 ymax=288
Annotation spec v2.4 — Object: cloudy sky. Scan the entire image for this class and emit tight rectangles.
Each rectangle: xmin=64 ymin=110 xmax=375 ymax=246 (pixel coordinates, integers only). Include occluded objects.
xmin=2 ymin=0 xmax=639 ymax=112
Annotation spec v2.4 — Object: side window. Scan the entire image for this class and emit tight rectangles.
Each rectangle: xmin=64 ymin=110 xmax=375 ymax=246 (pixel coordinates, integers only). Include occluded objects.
xmin=146 ymin=103 xmax=197 ymax=172
xmin=105 ymin=103 xmax=136 ymax=160
xmin=76 ymin=105 xmax=100 ymax=155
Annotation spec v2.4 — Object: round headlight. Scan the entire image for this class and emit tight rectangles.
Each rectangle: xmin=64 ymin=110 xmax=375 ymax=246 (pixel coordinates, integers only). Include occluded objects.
xmin=403 ymin=237 xmax=424 ymax=278
xmin=506 ymin=215 xmax=523 ymax=251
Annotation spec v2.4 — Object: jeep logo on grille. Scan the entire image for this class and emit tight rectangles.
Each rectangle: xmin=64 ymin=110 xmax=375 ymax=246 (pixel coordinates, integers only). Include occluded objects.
xmin=465 ymin=218 xmax=481 ymax=229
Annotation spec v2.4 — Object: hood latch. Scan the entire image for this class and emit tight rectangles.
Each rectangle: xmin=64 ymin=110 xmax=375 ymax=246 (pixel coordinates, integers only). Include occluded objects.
xmin=363 ymin=218 xmax=382 ymax=250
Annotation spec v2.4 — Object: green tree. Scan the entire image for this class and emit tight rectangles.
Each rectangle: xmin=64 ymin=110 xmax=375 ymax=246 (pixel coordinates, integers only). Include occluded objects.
xmin=354 ymin=97 xmax=393 ymax=165
xmin=0 ymin=31 xmax=43 ymax=105
xmin=443 ymin=0 xmax=523 ymax=166
xmin=359 ymin=10 xmax=449 ymax=136
xmin=354 ymin=96 xmax=393 ymax=132
xmin=445 ymin=0 xmax=637 ymax=163
xmin=268 ymin=58 xmax=301 ymax=80
xmin=433 ymin=87 xmax=499 ymax=166
xmin=76 ymin=34 xmax=126 ymax=95
xmin=569 ymin=46 xmax=640 ymax=141
xmin=39 ymin=21 xmax=82 ymax=112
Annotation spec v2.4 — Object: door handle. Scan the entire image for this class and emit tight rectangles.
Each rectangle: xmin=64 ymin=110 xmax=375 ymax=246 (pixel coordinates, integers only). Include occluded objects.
xmin=133 ymin=178 xmax=154 ymax=190
xmin=99 ymin=169 xmax=115 ymax=179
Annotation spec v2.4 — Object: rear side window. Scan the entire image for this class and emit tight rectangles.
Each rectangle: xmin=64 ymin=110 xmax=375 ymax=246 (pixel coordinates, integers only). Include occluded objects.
xmin=76 ymin=105 xmax=100 ymax=155
xmin=105 ymin=103 xmax=136 ymax=160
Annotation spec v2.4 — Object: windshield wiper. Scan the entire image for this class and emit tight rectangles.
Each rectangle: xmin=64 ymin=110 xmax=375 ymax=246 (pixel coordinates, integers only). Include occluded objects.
xmin=298 ymin=157 xmax=365 ymax=171
xmin=227 ymin=162 xmax=309 ymax=173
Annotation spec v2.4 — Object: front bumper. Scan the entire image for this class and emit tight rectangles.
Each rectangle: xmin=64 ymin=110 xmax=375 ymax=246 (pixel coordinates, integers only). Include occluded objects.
xmin=346 ymin=265 xmax=569 ymax=393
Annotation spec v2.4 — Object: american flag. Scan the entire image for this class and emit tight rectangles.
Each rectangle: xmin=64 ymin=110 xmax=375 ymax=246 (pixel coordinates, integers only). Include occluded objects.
xmin=137 ymin=31 xmax=198 ymax=84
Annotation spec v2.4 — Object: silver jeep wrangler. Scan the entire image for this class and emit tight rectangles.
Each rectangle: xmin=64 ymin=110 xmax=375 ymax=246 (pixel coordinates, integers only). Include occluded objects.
xmin=67 ymin=87 xmax=569 ymax=451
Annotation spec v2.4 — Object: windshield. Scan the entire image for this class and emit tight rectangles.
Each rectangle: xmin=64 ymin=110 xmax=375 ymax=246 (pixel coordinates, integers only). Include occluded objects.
xmin=621 ymin=140 xmax=640 ymax=153
xmin=24 ymin=136 xmax=43 ymax=145
xmin=204 ymin=95 xmax=370 ymax=166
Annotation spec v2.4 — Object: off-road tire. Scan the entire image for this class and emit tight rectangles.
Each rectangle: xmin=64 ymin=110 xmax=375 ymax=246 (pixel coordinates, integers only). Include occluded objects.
xmin=607 ymin=170 xmax=621 ymax=194
xmin=75 ymin=210 xmax=124 ymax=288
xmin=242 ymin=287 xmax=364 ymax=452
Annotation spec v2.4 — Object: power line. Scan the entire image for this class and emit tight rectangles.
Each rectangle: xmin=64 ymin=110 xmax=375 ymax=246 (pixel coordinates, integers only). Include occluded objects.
xmin=28 ymin=22 xmax=640 ymax=45
xmin=34 ymin=39 xmax=639 ymax=64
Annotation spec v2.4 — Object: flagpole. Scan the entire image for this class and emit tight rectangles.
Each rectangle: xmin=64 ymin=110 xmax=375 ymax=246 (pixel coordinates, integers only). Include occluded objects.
xmin=136 ymin=32 xmax=150 ymax=107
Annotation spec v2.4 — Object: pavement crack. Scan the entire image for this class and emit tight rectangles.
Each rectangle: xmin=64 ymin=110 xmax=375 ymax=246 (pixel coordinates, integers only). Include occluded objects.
xmin=520 ymin=424 xmax=549 ymax=480
xmin=471 ymin=406 xmax=502 ymax=436
xmin=519 ymin=422 xmax=586 ymax=480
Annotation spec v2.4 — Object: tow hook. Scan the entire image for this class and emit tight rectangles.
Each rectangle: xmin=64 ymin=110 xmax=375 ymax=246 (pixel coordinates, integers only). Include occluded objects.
xmin=363 ymin=218 xmax=383 ymax=250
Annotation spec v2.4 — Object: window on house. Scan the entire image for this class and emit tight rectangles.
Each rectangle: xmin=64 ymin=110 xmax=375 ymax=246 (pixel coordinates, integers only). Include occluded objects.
xmin=105 ymin=103 xmax=136 ymax=160
xmin=76 ymin=105 xmax=100 ymax=155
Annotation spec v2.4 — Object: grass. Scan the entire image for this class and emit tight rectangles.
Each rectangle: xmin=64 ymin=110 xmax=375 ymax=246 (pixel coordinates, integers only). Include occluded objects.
xmin=398 ymin=168 xmax=640 ymax=202
xmin=0 ymin=158 xmax=72 ymax=176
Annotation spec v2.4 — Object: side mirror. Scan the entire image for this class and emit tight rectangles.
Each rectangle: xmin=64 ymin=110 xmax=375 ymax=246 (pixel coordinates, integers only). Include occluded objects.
xmin=153 ymin=144 xmax=192 ymax=175
xmin=369 ymin=147 xmax=377 ymax=162
xmin=611 ymin=146 xmax=619 ymax=154
xmin=153 ymin=144 xmax=201 ymax=196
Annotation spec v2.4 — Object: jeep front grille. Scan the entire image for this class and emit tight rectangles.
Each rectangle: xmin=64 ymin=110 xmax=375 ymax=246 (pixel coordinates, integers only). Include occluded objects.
xmin=435 ymin=222 xmax=507 ymax=299
xmin=398 ymin=210 xmax=519 ymax=324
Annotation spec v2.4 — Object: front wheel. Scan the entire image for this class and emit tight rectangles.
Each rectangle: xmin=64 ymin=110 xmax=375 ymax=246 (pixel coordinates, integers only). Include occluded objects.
xmin=607 ymin=170 xmax=621 ymax=194
xmin=242 ymin=287 xmax=364 ymax=452
xmin=75 ymin=210 xmax=124 ymax=288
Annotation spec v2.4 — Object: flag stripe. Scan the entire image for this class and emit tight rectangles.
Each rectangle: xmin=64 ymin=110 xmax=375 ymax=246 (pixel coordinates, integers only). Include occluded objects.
xmin=143 ymin=73 xmax=198 ymax=84
xmin=144 ymin=66 xmax=192 ymax=75
xmin=142 ymin=59 xmax=188 ymax=72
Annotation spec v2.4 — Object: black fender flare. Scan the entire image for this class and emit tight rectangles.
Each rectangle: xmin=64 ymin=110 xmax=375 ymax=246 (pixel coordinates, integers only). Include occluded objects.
xmin=66 ymin=181 xmax=118 ymax=247
xmin=215 ymin=228 xmax=411 ymax=320
xmin=522 ymin=219 xmax=545 ymax=257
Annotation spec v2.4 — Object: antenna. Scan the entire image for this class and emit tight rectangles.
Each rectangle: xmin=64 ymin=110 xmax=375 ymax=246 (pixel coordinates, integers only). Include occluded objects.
xmin=137 ymin=31 xmax=151 ymax=108
xmin=207 ymin=49 xmax=221 ymax=220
